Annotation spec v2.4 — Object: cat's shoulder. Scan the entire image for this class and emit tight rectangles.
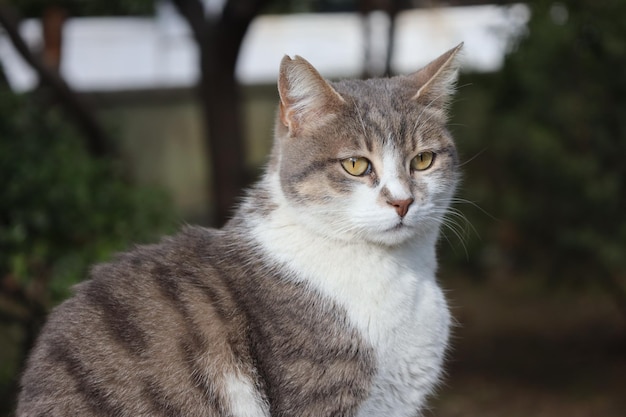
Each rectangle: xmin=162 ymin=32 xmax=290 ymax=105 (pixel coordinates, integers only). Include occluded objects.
xmin=68 ymin=225 xmax=227 ymax=298
xmin=96 ymin=225 xmax=217 ymax=271
xmin=41 ymin=224 xmax=243 ymax=340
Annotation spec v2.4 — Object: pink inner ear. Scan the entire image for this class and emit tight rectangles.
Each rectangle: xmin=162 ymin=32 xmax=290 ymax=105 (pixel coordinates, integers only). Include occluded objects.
xmin=277 ymin=55 xmax=347 ymax=137
xmin=279 ymin=100 xmax=289 ymax=127
xmin=279 ymin=100 xmax=301 ymax=135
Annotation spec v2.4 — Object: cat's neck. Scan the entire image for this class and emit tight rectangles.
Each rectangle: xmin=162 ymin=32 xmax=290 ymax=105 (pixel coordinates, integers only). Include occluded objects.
xmin=234 ymin=171 xmax=440 ymax=340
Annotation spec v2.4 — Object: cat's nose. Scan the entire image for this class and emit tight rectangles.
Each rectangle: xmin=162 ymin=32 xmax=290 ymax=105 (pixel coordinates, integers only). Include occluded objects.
xmin=387 ymin=198 xmax=414 ymax=218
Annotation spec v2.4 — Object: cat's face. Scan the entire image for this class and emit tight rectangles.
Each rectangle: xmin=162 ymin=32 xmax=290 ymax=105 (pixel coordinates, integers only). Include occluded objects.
xmin=273 ymin=46 xmax=461 ymax=246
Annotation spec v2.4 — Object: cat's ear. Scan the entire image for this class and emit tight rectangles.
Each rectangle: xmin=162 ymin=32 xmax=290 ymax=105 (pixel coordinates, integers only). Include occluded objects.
xmin=278 ymin=55 xmax=346 ymax=136
xmin=408 ymin=43 xmax=463 ymax=108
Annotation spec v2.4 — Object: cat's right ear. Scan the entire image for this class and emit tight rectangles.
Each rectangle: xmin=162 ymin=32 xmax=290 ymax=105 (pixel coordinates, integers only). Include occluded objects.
xmin=408 ymin=43 xmax=463 ymax=110
xmin=278 ymin=55 xmax=345 ymax=137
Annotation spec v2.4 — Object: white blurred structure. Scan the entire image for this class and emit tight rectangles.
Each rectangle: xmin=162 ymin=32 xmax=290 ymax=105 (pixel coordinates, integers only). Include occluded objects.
xmin=0 ymin=4 xmax=529 ymax=93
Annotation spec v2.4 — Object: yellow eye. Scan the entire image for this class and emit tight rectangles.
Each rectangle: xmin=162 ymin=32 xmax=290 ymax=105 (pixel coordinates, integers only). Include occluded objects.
xmin=410 ymin=152 xmax=435 ymax=171
xmin=341 ymin=157 xmax=371 ymax=176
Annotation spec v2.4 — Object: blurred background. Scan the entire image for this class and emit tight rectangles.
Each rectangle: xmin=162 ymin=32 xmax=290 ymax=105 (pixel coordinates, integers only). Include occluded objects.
xmin=0 ymin=0 xmax=624 ymax=415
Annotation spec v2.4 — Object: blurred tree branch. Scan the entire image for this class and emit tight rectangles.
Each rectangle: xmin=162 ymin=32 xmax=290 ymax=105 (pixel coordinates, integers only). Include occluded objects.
xmin=0 ymin=4 xmax=111 ymax=157
xmin=0 ymin=61 xmax=9 ymax=87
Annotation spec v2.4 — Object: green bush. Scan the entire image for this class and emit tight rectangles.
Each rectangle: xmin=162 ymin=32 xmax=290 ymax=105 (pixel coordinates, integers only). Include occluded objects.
xmin=0 ymin=87 xmax=177 ymax=412
xmin=0 ymin=90 xmax=176 ymax=303
xmin=449 ymin=0 xmax=626 ymax=288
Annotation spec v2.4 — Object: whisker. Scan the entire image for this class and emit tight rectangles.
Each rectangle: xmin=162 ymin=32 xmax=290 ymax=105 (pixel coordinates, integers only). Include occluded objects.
xmin=440 ymin=217 xmax=470 ymax=258
xmin=458 ymin=147 xmax=488 ymax=168
xmin=450 ymin=197 xmax=498 ymax=221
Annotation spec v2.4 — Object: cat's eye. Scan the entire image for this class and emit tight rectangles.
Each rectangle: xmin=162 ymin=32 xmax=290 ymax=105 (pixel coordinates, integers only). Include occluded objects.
xmin=341 ymin=157 xmax=371 ymax=176
xmin=410 ymin=152 xmax=435 ymax=171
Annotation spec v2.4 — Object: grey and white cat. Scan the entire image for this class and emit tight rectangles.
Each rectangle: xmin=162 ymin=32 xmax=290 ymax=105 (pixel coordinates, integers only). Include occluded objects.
xmin=17 ymin=43 xmax=463 ymax=417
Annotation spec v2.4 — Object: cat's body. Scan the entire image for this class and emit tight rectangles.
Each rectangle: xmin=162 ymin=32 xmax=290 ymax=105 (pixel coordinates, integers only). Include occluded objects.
xmin=17 ymin=44 xmax=463 ymax=417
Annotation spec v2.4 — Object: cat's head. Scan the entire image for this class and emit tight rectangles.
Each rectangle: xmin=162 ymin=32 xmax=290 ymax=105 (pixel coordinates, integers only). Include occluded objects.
xmin=271 ymin=45 xmax=462 ymax=247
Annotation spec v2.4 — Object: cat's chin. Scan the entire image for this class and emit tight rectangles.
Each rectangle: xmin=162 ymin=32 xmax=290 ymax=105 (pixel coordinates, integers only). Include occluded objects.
xmin=295 ymin=217 xmax=415 ymax=248
xmin=362 ymin=223 xmax=420 ymax=247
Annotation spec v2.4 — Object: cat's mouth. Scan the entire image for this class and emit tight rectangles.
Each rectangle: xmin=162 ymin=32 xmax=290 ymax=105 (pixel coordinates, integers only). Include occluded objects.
xmin=370 ymin=220 xmax=417 ymax=246
xmin=386 ymin=220 xmax=409 ymax=233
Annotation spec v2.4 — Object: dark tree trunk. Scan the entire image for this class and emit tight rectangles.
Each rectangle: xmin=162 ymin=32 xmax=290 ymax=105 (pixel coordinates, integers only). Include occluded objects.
xmin=358 ymin=0 xmax=408 ymax=78
xmin=173 ymin=0 xmax=270 ymax=226
xmin=41 ymin=5 xmax=67 ymax=72
xmin=0 ymin=62 xmax=9 ymax=87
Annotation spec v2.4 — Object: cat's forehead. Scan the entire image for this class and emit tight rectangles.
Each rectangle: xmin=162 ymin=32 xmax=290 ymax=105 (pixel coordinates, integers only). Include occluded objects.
xmin=331 ymin=77 xmax=410 ymax=105
xmin=326 ymin=77 xmax=449 ymax=152
xmin=330 ymin=76 xmax=441 ymax=127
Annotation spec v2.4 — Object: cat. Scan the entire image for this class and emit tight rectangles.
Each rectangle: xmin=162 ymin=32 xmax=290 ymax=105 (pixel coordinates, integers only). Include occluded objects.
xmin=17 ymin=43 xmax=463 ymax=417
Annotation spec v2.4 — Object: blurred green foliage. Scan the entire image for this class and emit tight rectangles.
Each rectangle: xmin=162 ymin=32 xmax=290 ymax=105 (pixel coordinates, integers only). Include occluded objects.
xmin=0 ymin=86 xmax=177 ymax=412
xmin=0 ymin=89 xmax=176 ymax=304
xmin=450 ymin=0 xmax=626 ymax=288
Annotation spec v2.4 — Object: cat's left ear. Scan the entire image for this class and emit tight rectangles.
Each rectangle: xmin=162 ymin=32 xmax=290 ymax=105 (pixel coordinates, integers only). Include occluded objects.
xmin=407 ymin=43 xmax=463 ymax=109
xmin=278 ymin=55 xmax=346 ymax=137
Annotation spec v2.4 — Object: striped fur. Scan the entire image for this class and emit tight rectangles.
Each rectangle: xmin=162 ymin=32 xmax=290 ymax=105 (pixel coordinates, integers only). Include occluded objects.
xmin=17 ymin=44 xmax=462 ymax=417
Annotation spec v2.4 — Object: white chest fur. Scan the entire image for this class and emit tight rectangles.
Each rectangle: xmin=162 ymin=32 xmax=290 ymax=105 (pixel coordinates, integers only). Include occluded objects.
xmin=357 ymin=278 xmax=450 ymax=417
xmin=250 ymin=202 xmax=451 ymax=416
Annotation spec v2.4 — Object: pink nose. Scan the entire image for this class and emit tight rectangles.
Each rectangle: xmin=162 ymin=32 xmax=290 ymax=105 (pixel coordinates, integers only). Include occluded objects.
xmin=387 ymin=198 xmax=414 ymax=218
